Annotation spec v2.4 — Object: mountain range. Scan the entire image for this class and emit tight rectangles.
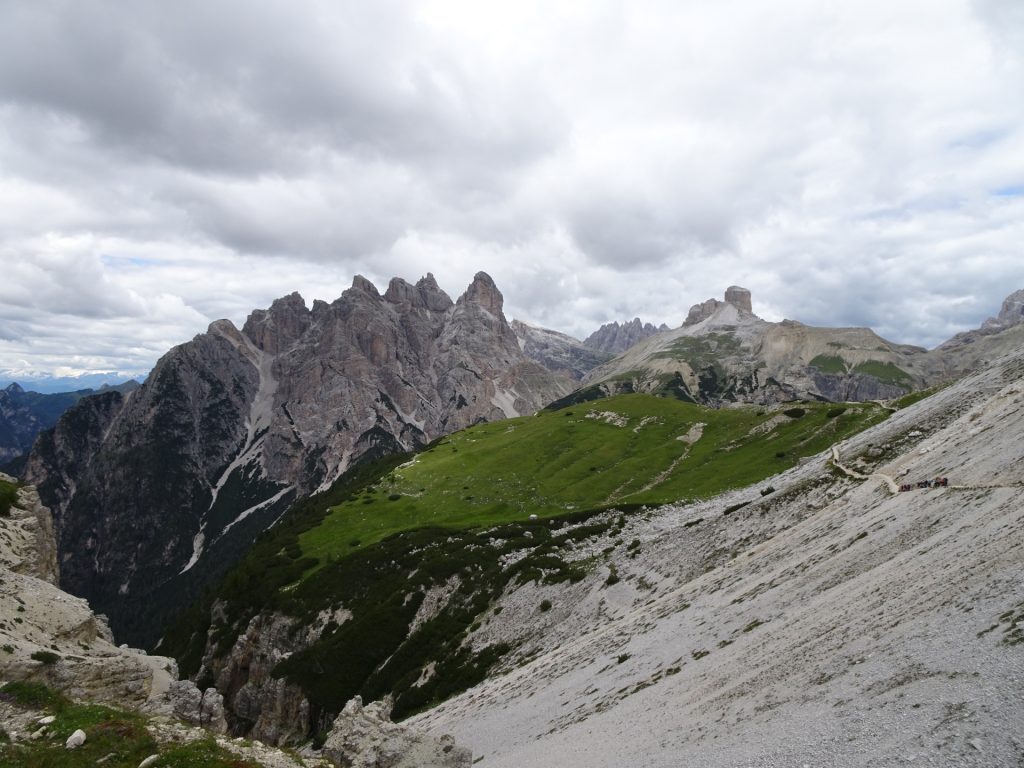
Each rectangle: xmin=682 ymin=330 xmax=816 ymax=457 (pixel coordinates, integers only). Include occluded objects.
xmin=19 ymin=278 xmax=1024 ymax=648
xmin=0 ymin=381 xmax=139 ymax=469
xmin=3 ymin=273 xmax=1023 ymax=766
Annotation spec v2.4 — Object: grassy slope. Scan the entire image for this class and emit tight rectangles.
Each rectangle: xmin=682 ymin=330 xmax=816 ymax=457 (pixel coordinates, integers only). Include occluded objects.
xmin=301 ymin=395 xmax=888 ymax=567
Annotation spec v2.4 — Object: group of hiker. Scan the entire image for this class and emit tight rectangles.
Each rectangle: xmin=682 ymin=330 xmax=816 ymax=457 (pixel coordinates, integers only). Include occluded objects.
xmin=898 ymin=477 xmax=949 ymax=492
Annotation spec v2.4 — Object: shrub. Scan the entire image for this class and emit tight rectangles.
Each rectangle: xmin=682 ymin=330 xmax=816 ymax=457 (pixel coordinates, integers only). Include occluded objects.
xmin=826 ymin=407 xmax=847 ymax=418
xmin=605 ymin=565 xmax=620 ymax=586
xmin=0 ymin=479 xmax=18 ymax=518
xmin=539 ymin=599 xmax=552 ymax=612
xmin=760 ymin=486 xmax=775 ymax=496
xmin=388 ymin=493 xmax=402 ymax=501
xmin=783 ymin=407 xmax=806 ymax=418
xmin=30 ymin=650 xmax=60 ymax=665
xmin=0 ymin=681 xmax=67 ymax=709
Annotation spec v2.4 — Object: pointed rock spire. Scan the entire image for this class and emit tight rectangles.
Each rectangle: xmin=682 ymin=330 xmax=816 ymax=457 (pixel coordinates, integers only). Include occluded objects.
xmin=460 ymin=272 xmax=504 ymax=316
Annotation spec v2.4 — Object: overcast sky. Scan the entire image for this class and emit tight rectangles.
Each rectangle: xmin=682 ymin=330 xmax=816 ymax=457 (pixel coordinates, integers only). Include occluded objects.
xmin=1 ymin=0 xmax=1022 ymax=382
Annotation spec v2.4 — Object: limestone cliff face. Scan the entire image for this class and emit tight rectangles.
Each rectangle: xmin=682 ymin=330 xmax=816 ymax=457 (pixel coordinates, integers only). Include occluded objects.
xmin=24 ymin=272 xmax=570 ymax=647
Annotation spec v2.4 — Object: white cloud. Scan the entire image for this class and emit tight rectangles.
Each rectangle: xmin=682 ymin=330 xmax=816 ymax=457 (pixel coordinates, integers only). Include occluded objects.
xmin=0 ymin=0 xmax=1022 ymax=379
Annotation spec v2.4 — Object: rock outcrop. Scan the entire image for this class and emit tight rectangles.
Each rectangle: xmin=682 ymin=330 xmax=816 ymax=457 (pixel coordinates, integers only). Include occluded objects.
xmin=24 ymin=272 xmax=570 ymax=647
xmin=982 ymin=287 xmax=1024 ymax=330
xmin=583 ymin=318 xmax=669 ymax=354
xmin=322 ymin=696 xmax=471 ymax=768
xmin=0 ymin=475 xmax=58 ymax=585
xmin=0 ymin=476 xmax=217 ymax=721
xmin=201 ymin=607 xmax=314 ymax=744
xmin=683 ymin=286 xmax=754 ymax=326
xmin=159 ymin=680 xmax=229 ymax=733
xmin=511 ymin=320 xmax=612 ymax=381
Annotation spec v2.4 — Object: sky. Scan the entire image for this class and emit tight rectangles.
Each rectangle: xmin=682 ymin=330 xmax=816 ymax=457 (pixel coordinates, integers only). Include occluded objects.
xmin=1 ymin=0 xmax=1022 ymax=384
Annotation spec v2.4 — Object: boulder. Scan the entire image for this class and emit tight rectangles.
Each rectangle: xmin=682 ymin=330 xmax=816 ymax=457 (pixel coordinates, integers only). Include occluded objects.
xmin=65 ymin=728 xmax=86 ymax=749
xmin=322 ymin=696 xmax=471 ymax=768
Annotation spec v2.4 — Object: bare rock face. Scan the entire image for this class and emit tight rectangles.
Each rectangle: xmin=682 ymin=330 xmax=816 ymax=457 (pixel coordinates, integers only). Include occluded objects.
xmin=322 ymin=696 xmax=471 ymax=768
xmin=24 ymin=272 xmax=570 ymax=647
xmin=983 ymin=288 xmax=1024 ymax=330
xmin=684 ymin=287 xmax=754 ymax=326
xmin=201 ymin=607 xmax=314 ymax=745
xmin=584 ymin=318 xmax=669 ymax=354
xmin=0 ymin=479 xmax=183 ymax=710
xmin=724 ymin=285 xmax=753 ymax=313
xmin=511 ymin=320 xmax=612 ymax=381
xmin=0 ymin=475 xmax=58 ymax=585
xmin=161 ymin=680 xmax=228 ymax=733
xmin=683 ymin=298 xmax=723 ymax=327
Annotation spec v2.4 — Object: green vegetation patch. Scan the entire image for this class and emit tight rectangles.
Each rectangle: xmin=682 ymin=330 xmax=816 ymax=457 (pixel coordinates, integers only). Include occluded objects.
xmin=301 ymin=395 xmax=887 ymax=567
xmin=0 ymin=478 xmax=20 ymax=517
xmin=891 ymin=383 xmax=947 ymax=409
xmin=0 ymin=683 xmax=160 ymax=768
xmin=852 ymin=360 xmax=912 ymax=386
xmin=148 ymin=738 xmax=262 ymax=767
xmin=809 ymin=354 xmax=847 ymax=374
xmin=651 ymin=334 xmax=742 ymax=366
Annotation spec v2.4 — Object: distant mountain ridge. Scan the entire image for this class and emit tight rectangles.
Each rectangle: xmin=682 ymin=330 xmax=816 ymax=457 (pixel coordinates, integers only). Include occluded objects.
xmin=569 ymin=285 xmax=1024 ymax=407
xmin=511 ymin=320 xmax=613 ymax=381
xmin=24 ymin=272 xmax=570 ymax=647
xmin=0 ymin=381 xmax=139 ymax=468
xmin=583 ymin=318 xmax=670 ymax=354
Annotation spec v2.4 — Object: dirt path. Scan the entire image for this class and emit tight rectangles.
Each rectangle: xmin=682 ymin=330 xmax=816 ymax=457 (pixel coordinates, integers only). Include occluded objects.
xmin=830 ymin=445 xmax=898 ymax=494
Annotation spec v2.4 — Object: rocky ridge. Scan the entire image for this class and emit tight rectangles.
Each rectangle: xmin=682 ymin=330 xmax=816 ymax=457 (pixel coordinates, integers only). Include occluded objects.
xmin=583 ymin=317 xmax=670 ymax=354
xmin=24 ymin=272 xmax=570 ymax=647
xmin=511 ymin=319 xmax=613 ymax=381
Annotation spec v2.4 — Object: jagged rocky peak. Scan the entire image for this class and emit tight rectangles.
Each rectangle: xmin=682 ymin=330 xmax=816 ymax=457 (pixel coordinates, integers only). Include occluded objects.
xmin=349 ymin=274 xmax=381 ymax=297
xmin=983 ymin=288 xmax=1024 ymax=330
xmin=584 ymin=317 xmax=669 ymax=354
xmin=684 ymin=286 xmax=754 ymax=326
xmin=460 ymin=271 xmax=504 ymax=316
xmin=5 ymin=382 xmax=24 ymax=394
xmin=242 ymin=292 xmax=311 ymax=354
xmin=384 ymin=273 xmax=454 ymax=312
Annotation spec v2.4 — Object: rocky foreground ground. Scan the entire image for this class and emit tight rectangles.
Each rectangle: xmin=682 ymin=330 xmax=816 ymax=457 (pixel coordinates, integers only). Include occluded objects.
xmin=412 ymin=348 xmax=1024 ymax=766
xmin=0 ymin=472 xmax=470 ymax=767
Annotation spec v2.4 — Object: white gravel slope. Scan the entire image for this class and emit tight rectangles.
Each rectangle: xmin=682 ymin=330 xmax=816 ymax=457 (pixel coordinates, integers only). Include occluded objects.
xmin=412 ymin=350 xmax=1024 ymax=767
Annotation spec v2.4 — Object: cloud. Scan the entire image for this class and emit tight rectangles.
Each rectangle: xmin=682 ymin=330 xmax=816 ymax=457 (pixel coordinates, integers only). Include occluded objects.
xmin=0 ymin=0 xmax=1022 ymax=378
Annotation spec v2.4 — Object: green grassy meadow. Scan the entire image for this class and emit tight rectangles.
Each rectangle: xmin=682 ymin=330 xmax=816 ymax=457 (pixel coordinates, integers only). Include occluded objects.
xmin=300 ymin=394 xmax=888 ymax=567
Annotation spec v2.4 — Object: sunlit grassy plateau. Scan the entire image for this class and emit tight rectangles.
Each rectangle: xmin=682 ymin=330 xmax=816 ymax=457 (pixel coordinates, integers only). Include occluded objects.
xmin=300 ymin=394 xmax=887 ymax=566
